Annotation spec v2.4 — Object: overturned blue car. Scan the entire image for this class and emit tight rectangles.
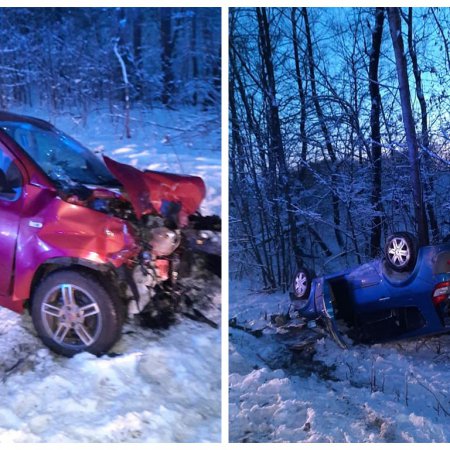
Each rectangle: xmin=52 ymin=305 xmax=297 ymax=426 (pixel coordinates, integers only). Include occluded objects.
xmin=290 ymin=232 xmax=450 ymax=347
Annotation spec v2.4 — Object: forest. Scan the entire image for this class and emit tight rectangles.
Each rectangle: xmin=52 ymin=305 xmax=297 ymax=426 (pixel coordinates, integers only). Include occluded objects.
xmin=229 ymin=7 xmax=450 ymax=290
xmin=0 ymin=7 xmax=221 ymax=134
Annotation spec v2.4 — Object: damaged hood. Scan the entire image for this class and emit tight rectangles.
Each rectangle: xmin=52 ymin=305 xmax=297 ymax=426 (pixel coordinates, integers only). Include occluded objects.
xmin=103 ymin=156 xmax=206 ymax=223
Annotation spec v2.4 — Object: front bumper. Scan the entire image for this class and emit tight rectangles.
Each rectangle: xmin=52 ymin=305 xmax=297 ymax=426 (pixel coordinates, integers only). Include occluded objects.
xmin=293 ymin=277 xmax=347 ymax=348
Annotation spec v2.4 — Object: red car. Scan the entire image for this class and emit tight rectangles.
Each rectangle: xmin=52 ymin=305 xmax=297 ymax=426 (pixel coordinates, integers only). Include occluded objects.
xmin=0 ymin=112 xmax=220 ymax=356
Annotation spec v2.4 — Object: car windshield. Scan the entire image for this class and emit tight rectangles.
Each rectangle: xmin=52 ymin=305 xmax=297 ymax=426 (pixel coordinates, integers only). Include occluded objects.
xmin=0 ymin=121 xmax=118 ymax=186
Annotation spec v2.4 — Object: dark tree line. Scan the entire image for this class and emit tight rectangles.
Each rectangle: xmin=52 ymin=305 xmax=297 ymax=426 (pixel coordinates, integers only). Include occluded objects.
xmin=230 ymin=7 xmax=450 ymax=289
xmin=0 ymin=7 xmax=221 ymax=124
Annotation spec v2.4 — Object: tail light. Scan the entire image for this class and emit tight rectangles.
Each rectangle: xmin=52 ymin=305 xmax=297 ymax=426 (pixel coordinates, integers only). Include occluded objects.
xmin=432 ymin=281 xmax=450 ymax=306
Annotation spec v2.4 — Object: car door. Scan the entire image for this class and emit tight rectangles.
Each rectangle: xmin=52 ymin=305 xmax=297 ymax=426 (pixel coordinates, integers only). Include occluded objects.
xmin=0 ymin=144 xmax=25 ymax=296
xmin=347 ymin=262 xmax=391 ymax=310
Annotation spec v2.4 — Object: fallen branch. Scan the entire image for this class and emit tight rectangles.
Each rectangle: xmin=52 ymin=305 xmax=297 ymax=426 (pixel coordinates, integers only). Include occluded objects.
xmin=2 ymin=357 xmax=26 ymax=383
xmin=183 ymin=308 xmax=219 ymax=329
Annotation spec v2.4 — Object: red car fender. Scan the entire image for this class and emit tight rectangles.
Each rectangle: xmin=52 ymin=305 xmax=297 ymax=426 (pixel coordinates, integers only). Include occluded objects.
xmin=11 ymin=186 xmax=139 ymax=310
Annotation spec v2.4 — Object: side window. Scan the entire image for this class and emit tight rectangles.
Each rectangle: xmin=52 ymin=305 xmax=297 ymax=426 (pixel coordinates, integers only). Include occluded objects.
xmin=0 ymin=148 xmax=23 ymax=201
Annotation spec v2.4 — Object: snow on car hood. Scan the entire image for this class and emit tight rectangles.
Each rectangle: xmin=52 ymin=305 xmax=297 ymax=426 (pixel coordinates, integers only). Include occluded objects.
xmin=103 ymin=155 xmax=206 ymax=223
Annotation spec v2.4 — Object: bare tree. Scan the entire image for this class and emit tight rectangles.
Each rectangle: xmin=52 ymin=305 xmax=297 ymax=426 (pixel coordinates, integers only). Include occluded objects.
xmin=368 ymin=7 xmax=385 ymax=257
xmin=302 ymin=7 xmax=343 ymax=248
xmin=405 ymin=7 xmax=439 ymax=242
xmin=160 ymin=8 xmax=176 ymax=107
xmin=387 ymin=7 xmax=429 ymax=246
xmin=290 ymin=7 xmax=308 ymax=177
xmin=230 ymin=7 xmax=449 ymax=290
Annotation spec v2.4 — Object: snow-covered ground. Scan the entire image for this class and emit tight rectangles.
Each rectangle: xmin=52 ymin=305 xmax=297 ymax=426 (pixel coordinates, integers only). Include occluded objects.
xmin=229 ymin=278 xmax=450 ymax=443
xmin=0 ymin=106 xmax=221 ymax=443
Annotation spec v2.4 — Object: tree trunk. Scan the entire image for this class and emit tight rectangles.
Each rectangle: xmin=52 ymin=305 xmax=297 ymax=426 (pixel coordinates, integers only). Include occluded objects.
xmin=258 ymin=8 xmax=304 ymax=274
xmin=406 ymin=7 xmax=439 ymax=242
xmin=113 ymin=40 xmax=131 ymax=139
xmin=369 ymin=7 xmax=385 ymax=258
xmin=387 ymin=7 xmax=428 ymax=245
xmin=191 ymin=10 xmax=199 ymax=106
xmin=302 ymin=7 xmax=343 ymax=248
xmin=133 ymin=10 xmax=144 ymax=102
xmin=160 ymin=8 xmax=175 ymax=107
xmin=291 ymin=8 xmax=308 ymax=177
xmin=256 ymin=8 xmax=287 ymax=286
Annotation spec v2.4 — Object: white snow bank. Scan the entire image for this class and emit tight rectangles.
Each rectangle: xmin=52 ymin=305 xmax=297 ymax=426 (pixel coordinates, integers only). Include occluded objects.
xmin=229 ymin=278 xmax=450 ymax=443
xmin=0 ymin=309 xmax=221 ymax=443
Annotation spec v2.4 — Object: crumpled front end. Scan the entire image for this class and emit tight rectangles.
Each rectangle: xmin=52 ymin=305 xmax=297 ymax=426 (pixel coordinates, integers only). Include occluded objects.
xmin=13 ymin=155 xmax=220 ymax=325
xmin=103 ymin=155 xmax=206 ymax=226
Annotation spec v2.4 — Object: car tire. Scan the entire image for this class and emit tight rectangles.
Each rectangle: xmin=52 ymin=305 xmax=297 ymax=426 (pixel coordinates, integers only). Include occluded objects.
xmin=384 ymin=232 xmax=418 ymax=272
xmin=31 ymin=269 xmax=124 ymax=357
xmin=291 ymin=268 xmax=312 ymax=300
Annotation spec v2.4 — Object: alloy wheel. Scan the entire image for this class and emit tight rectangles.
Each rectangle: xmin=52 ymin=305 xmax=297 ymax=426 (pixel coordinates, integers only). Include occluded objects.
xmin=386 ymin=237 xmax=411 ymax=268
xmin=294 ymin=271 xmax=308 ymax=297
xmin=41 ymin=283 xmax=102 ymax=350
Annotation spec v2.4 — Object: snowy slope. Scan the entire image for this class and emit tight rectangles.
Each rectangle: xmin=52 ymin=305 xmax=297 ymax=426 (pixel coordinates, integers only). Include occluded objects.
xmin=229 ymin=278 xmax=450 ymax=443
xmin=0 ymin=107 xmax=221 ymax=443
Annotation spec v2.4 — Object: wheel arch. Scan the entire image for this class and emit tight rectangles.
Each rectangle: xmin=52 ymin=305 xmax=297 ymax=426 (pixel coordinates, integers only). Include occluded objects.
xmin=24 ymin=258 xmax=117 ymax=311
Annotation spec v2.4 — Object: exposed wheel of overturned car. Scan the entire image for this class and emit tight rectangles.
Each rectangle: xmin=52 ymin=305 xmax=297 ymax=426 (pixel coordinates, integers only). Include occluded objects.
xmin=384 ymin=232 xmax=418 ymax=272
xmin=291 ymin=268 xmax=312 ymax=300
xmin=31 ymin=270 xmax=124 ymax=357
